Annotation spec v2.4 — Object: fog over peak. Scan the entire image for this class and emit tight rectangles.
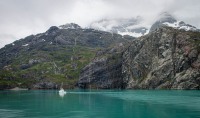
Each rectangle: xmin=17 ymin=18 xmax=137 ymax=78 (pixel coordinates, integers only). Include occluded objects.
xmin=0 ymin=0 xmax=200 ymax=48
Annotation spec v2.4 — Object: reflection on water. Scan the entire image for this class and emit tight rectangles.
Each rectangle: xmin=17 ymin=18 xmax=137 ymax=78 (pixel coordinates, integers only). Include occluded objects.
xmin=58 ymin=92 xmax=66 ymax=97
xmin=0 ymin=90 xmax=200 ymax=118
xmin=0 ymin=109 xmax=24 ymax=118
xmin=59 ymin=93 xmax=65 ymax=97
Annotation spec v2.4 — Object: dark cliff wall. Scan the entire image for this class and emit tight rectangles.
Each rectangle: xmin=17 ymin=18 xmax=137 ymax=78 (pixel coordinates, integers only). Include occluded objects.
xmin=78 ymin=43 xmax=127 ymax=89
xmin=79 ymin=27 xmax=200 ymax=89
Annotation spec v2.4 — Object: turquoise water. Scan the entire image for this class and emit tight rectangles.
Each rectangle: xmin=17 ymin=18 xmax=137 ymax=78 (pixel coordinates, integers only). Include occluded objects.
xmin=0 ymin=90 xmax=200 ymax=118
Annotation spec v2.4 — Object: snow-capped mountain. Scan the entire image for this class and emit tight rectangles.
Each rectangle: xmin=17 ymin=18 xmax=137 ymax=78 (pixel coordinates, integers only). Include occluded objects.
xmin=89 ymin=17 xmax=149 ymax=37
xmin=88 ymin=12 xmax=199 ymax=38
xmin=150 ymin=12 xmax=199 ymax=32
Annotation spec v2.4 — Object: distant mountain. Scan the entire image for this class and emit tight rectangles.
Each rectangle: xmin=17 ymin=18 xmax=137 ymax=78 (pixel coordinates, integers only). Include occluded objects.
xmin=89 ymin=12 xmax=199 ymax=38
xmin=89 ymin=17 xmax=149 ymax=37
xmin=150 ymin=12 xmax=199 ymax=32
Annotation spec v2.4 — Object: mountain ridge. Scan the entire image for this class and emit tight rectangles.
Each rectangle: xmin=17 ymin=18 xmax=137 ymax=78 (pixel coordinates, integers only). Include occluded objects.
xmin=0 ymin=24 xmax=134 ymax=90
xmin=0 ymin=13 xmax=200 ymax=90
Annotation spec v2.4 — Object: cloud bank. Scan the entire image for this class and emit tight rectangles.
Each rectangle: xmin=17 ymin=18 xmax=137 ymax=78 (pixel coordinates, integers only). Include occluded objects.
xmin=0 ymin=0 xmax=200 ymax=48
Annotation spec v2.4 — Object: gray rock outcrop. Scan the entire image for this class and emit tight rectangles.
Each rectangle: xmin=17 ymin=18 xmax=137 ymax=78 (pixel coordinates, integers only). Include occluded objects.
xmin=79 ymin=26 xmax=200 ymax=89
xmin=122 ymin=27 xmax=200 ymax=89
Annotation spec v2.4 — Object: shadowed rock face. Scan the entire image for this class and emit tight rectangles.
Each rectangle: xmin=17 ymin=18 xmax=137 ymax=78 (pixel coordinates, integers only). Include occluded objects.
xmin=122 ymin=27 xmax=200 ymax=89
xmin=79 ymin=26 xmax=200 ymax=90
xmin=78 ymin=43 xmax=128 ymax=89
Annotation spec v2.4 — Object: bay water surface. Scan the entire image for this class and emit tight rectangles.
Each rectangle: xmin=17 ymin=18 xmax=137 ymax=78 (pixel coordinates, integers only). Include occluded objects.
xmin=0 ymin=90 xmax=200 ymax=118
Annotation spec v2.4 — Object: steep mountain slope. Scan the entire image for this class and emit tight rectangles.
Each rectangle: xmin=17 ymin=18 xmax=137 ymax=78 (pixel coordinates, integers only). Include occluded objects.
xmin=0 ymin=23 xmax=134 ymax=89
xmin=78 ymin=26 xmax=200 ymax=89
xmin=122 ymin=27 xmax=200 ymax=89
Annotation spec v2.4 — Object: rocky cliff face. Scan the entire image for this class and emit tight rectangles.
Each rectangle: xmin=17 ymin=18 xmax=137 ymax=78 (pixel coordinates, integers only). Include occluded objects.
xmin=123 ymin=27 xmax=200 ymax=89
xmin=79 ymin=27 xmax=200 ymax=89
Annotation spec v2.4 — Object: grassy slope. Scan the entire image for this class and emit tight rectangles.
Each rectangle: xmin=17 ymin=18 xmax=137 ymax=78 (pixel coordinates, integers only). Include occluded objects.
xmin=0 ymin=45 xmax=96 ymax=89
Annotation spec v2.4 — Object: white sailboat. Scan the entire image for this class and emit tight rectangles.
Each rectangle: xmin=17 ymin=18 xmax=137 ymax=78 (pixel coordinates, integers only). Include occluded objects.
xmin=59 ymin=83 xmax=66 ymax=97
xmin=59 ymin=88 xmax=66 ymax=94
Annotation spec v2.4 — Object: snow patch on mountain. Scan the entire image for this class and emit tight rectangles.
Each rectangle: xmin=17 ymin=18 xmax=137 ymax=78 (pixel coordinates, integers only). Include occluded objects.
xmin=163 ymin=21 xmax=198 ymax=31
xmin=163 ymin=21 xmax=180 ymax=28
xmin=118 ymin=31 xmax=143 ymax=37
xmin=22 ymin=44 xmax=29 ymax=47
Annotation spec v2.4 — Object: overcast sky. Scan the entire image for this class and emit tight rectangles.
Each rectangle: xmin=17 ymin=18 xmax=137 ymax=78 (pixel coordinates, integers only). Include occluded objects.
xmin=0 ymin=0 xmax=200 ymax=48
